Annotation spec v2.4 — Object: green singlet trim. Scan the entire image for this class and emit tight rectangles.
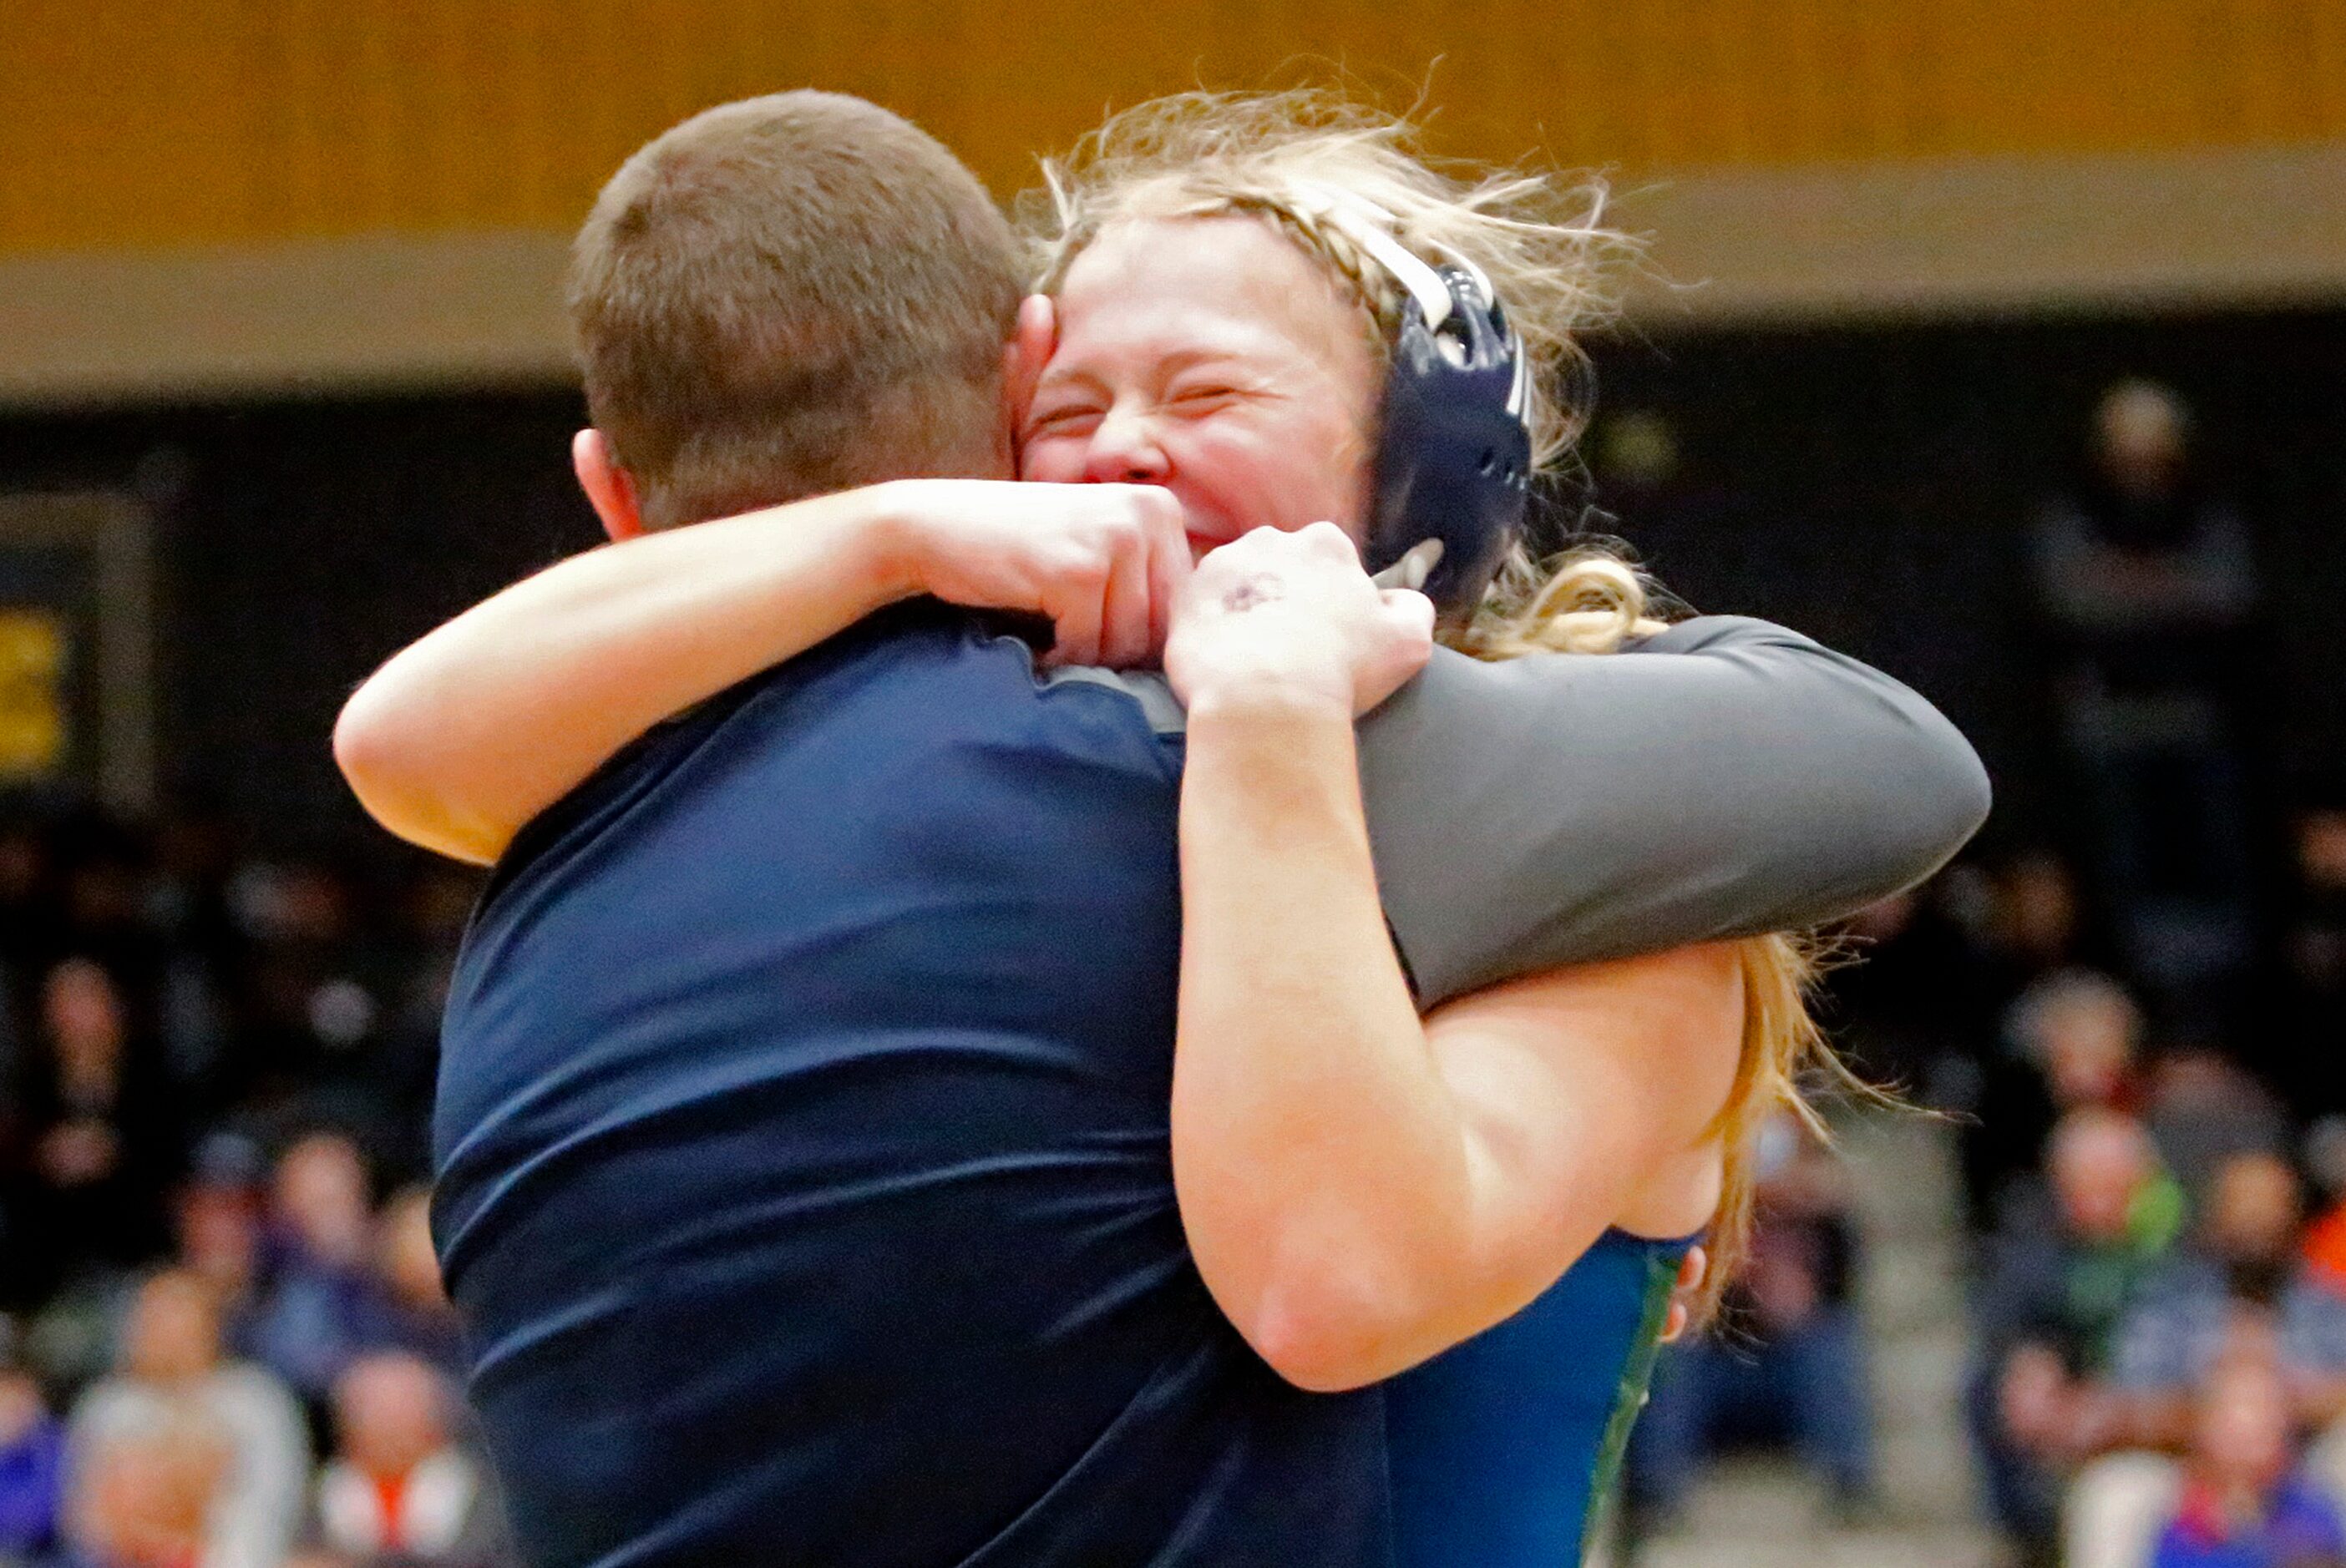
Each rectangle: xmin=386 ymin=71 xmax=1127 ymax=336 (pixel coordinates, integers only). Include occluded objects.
xmin=1579 ymin=1246 xmax=1684 ymax=1565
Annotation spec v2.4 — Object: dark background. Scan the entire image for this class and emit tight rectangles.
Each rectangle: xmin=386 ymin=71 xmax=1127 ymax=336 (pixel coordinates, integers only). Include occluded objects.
xmin=0 ymin=306 xmax=2338 ymax=854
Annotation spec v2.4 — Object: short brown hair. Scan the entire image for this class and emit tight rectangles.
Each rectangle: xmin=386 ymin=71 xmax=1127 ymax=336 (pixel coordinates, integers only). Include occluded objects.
xmin=570 ymin=93 xmax=1021 ymax=529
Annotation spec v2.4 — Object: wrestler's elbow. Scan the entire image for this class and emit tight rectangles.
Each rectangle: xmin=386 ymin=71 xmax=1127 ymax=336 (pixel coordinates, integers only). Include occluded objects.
xmin=332 ymin=688 xmax=416 ymax=828
xmin=332 ymin=694 xmax=500 ymax=866
xmin=1874 ymin=708 xmax=1994 ymax=886
xmin=1214 ymin=1247 xmax=1447 ymax=1393
xmin=1242 ymin=1289 xmax=1403 ymax=1393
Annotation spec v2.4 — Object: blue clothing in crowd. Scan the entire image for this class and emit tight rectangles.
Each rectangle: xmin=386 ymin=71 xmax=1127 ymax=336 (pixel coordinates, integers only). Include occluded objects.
xmin=2116 ymin=1260 xmax=2346 ymax=1392
xmin=241 ymin=1242 xmax=394 ymax=1405
xmin=2150 ymin=1472 xmax=2346 ymax=1568
xmin=0 ymin=1412 xmax=65 ymax=1560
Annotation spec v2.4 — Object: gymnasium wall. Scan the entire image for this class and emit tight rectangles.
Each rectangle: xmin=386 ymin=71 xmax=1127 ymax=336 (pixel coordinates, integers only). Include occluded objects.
xmin=8 ymin=1 xmax=2346 ymax=402
xmin=10 ymin=0 xmax=2345 ymax=253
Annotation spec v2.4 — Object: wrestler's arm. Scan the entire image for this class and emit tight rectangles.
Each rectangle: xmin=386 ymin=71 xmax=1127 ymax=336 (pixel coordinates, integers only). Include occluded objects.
xmin=1363 ymin=622 xmax=1993 ymax=1008
xmin=1168 ymin=526 xmax=1742 ymax=1390
xmin=333 ymin=478 xmax=1185 ymax=862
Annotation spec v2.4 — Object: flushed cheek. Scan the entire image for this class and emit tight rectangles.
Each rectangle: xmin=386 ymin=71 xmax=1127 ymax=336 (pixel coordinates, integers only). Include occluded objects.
xmin=1017 ymin=438 xmax=1085 ymax=483
xmin=1203 ymin=443 xmax=1358 ymax=539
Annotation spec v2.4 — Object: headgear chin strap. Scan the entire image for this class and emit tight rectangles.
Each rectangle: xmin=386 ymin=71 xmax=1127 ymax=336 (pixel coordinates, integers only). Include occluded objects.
xmin=1300 ymin=190 xmax=1533 ymax=620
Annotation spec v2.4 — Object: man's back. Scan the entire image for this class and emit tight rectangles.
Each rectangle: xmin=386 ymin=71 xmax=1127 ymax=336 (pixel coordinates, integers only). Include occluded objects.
xmin=433 ymin=605 xmax=1387 ymax=1567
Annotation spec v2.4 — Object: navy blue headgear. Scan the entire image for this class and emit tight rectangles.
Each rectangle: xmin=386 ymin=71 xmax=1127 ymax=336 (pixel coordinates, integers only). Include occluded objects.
xmin=1306 ymin=196 xmax=1533 ymax=619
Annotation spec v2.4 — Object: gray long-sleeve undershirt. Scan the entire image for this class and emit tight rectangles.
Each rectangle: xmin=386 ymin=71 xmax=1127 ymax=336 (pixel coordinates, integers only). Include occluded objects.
xmin=1360 ymin=617 xmax=1990 ymax=1007
xmin=1054 ymin=615 xmax=1991 ymax=1010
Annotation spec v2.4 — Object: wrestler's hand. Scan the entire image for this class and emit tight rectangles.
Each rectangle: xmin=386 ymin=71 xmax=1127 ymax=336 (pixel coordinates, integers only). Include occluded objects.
xmin=1164 ymin=523 xmax=1434 ymax=719
xmin=880 ymin=478 xmax=1190 ymax=668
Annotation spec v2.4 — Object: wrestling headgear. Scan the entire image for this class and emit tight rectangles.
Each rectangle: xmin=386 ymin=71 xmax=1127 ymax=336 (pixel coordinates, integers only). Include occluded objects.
xmin=1300 ymin=190 xmax=1533 ymax=620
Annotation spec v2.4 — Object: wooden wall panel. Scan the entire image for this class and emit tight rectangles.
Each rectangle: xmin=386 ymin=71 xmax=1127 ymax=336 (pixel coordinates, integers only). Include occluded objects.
xmin=5 ymin=0 xmax=2343 ymax=257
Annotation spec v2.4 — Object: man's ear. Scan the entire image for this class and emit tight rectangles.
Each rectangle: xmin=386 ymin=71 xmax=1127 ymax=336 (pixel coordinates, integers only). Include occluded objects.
xmin=998 ymin=294 xmax=1058 ymax=465
xmin=572 ymin=428 xmax=645 ymax=542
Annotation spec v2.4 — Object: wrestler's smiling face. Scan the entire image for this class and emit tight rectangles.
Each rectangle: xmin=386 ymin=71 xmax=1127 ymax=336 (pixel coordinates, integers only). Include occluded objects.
xmin=1020 ymin=216 xmax=1378 ymax=560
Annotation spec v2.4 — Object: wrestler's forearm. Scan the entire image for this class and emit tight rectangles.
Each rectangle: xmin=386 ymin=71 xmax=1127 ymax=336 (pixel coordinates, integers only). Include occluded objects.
xmin=1366 ymin=623 xmax=1994 ymax=1006
xmin=335 ymin=488 xmax=916 ymax=862
xmin=1172 ymin=691 xmax=1482 ymax=1389
xmin=1173 ymin=693 xmax=1740 ymax=1391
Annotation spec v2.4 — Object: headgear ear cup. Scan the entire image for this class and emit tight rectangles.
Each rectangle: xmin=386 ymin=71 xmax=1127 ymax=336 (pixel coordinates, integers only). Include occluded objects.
xmin=1293 ymin=187 xmax=1533 ymax=621
xmin=1363 ymin=268 xmax=1531 ymax=619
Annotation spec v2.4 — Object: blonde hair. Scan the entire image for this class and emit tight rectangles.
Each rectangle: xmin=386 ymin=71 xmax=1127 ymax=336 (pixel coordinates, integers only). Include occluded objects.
xmin=1021 ymin=88 xmax=1635 ymax=473
xmin=1469 ymin=549 xmax=1881 ymax=1321
xmin=1030 ymin=87 xmax=1869 ymax=1317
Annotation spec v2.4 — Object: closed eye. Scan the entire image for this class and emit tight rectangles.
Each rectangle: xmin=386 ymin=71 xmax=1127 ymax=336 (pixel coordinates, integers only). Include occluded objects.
xmin=1026 ymin=403 xmax=1102 ymax=438
xmin=1169 ymin=385 xmax=1244 ymax=412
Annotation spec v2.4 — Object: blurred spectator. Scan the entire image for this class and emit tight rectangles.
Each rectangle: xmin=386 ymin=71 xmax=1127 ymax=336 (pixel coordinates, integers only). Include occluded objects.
xmin=2112 ymin=1154 xmax=2346 ymax=1443
xmin=303 ymin=1353 xmax=512 ymax=1568
xmin=219 ymin=862 xmax=402 ymax=1149
xmin=2289 ymin=804 xmax=2346 ymax=975
xmin=246 ymin=1136 xmax=395 ymax=1416
xmin=59 ymin=1409 xmax=227 ymax=1568
xmin=172 ymin=1138 xmax=269 ymax=1342
xmin=2029 ymin=378 xmax=2262 ymax=1017
xmin=1964 ymin=969 xmax=2145 ymax=1232
xmin=10 ymin=959 xmax=181 ymax=1297
xmin=2149 ymin=1352 xmax=2345 ymax=1568
xmin=2288 ymin=807 xmax=2346 ymax=993
xmin=2069 ymin=1155 xmax=2346 ymax=1568
xmin=1969 ymin=1109 xmax=2185 ymax=1562
xmin=371 ymin=862 xmax=480 ymax=1173
xmin=1629 ymin=1111 xmax=1877 ymax=1526
xmin=0 ymin=815 xmax=55 ymax=969
xmin=2301 ymin=1120 xmax=2346 ymax=1297
xmin=1994 ymin=853 xmax=2090 ymax=990
xmin=2015 ymin=971 xmax=2143 ymax=1115
xmin=2033 ymin=380 xmax=2257 ymax=652
xmin=0 ymin=1330 xmax=66 ymax=1564
xmin=145 ymin=807 xmax=246 ymax=1127
xmin=68 ymin=1270 xmax=309 ymax=1568
xmin=2144 ymin=1050 xmax=2287 ymax=1212
xmin=48 ymin=820 xmax=170 ymax=1027
xmin=2280 ymin=803 xmax=2346 ymax=1120
xmin=359 ymin=1191 xmax=461 ymax=1380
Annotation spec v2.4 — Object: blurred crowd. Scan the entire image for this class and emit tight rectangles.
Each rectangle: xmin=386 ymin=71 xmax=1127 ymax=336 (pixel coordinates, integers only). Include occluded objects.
xmin=0 ymin=801 xmax=504 ymax=1568
xmin=1624 ymin=824 xmax=2346 ymax=1567
xmin=1625 ymin=380 xmax=2346 ymax=1568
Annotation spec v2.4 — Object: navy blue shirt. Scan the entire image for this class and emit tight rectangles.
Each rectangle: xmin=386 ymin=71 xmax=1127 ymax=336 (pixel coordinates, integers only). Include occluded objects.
xmin=434 ymin=606 xmax=1389 ymax=1568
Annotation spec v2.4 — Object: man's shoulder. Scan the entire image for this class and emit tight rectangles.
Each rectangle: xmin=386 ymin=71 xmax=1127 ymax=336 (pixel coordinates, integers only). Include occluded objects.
xmin=479 ymin=602 xmax=1176 ymax=912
